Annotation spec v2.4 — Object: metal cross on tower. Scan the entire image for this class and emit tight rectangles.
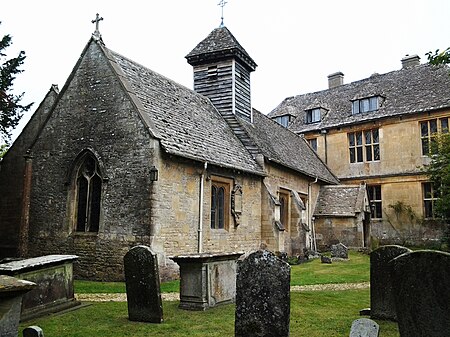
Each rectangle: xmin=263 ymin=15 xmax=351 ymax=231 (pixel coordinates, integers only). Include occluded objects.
xmin=218 ymin=0 xmax=227 ymax=27
xmin=91 ymin=13 xmax=104 ymax=41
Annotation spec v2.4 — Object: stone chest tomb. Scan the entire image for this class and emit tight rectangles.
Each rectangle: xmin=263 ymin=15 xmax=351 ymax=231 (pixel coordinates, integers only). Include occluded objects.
xmin=170 ymin=252 xmax=243 ymax=310
xmin=0 ymin=255 xmax=79 ymax=320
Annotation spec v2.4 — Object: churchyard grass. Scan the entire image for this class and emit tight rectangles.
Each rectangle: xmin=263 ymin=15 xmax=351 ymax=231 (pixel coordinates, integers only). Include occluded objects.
xmin=74 ymin=250 xmax=370 ymax=293
xmin=291 ymin=250 xmax=370 ymax=286
xmin=18 ymin=251 xmax=400 ymax=336
xmin=74 ymin=279 xmax=180 ymax=293
xmin=19 ymin=289 xmax=399 ymax=336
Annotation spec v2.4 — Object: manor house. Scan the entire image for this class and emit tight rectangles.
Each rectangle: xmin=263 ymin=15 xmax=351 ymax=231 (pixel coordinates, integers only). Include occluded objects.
xmin=269 ymin=56 xmax=450 ymax=246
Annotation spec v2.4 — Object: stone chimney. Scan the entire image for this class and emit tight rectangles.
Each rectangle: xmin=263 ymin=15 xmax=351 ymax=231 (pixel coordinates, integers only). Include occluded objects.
xmin=401 ymin=54 xmax=421 ymax=69
xmin=328 ymin=72 xmax=344 ymax=89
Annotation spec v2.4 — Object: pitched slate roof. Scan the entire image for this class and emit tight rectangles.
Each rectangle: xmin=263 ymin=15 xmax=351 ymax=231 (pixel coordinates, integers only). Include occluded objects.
xmin=238 ymin=110 xmax=339 ymax=184
xmin=101 ymin=43 xmax=264 ymax=175
xmin=186 ymin=26 xmax=257 ymax=71
xmin=269 ymin=64 xmax=450 ymax=133
xmin=314 ymin=184 xmax=367 ymax=217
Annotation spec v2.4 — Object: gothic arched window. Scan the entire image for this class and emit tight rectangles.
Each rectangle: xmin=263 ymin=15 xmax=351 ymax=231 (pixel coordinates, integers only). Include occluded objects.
xmin=74 ymin=153 xmax=102 ymax=232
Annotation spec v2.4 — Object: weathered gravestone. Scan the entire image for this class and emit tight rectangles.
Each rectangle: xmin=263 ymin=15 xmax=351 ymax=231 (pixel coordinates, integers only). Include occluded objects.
xmin=23 ymin=326 xmax=44 ymax=337
xmin=331 ymin=242 xmax=348 ymax=259
xmin=390 ymin=250 xmax=450 ymax=337
xmin=370 ymin=245 xmax=411 ymax=321
xmin=235 ymin=249 xmax=290 ymax=337
xmin=349 ymin=318 xmax=379 ymax=337
xmin=123 ymin=245 xmax=163 ymax=323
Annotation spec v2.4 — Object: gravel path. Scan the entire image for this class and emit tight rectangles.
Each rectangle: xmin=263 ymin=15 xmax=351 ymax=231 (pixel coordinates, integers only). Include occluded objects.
xmin=75 ymin=282 xmax=370 ymax=302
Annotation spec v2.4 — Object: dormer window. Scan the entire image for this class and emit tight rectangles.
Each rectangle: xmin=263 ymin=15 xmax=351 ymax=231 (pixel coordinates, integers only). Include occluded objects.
xmin=306 ymin=108 xmax=321 ymax=124
xmin=273 ymin=115 xmax=293 ymax=128
xmin=352 ymin=96 xmax=379 ymax=114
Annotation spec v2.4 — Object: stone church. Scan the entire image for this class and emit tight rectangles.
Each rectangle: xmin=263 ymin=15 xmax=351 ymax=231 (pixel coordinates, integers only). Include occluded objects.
xmin=0 ymin=23 xmax=371 ymax=281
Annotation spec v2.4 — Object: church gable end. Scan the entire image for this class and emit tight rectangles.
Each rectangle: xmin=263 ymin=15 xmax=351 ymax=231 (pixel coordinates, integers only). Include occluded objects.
xmin=25 ymin=39 xmax=158 ymax=279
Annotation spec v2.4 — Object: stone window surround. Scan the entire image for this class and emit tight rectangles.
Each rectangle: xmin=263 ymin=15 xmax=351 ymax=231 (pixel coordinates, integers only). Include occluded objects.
xmin=210 ymin=175 xmax=233 ymax=231
xmin=368 ymin=184 xmax=382 ymax=219
xmin=307 ymin=137 xmax=318 ymax=151
xmin=66 ymin=148 xmax=107 ymax=235
xmin=278 ymin=189 xmax=291 ymax=232
xmin=422 ymin=182 xmax=438 ymax=219
xmin=348 ymin=128 xmax=380 ymax=163
xmin=420 ymin=117 xmax=449 ymax=156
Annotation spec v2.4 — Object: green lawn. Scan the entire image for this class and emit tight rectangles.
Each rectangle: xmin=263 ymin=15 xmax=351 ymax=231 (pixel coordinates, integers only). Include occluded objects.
xmin=290 ymin=250 xmax=370 ymax=286
xmin=19 ymin=251 xmax=399 ymax=336
xmin=74 ymin=251 xmax=370 ymax=294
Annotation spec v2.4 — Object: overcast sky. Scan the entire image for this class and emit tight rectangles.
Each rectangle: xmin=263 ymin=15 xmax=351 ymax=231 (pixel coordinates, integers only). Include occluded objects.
xmin=2 ymin=0 xmax=450 ymax=142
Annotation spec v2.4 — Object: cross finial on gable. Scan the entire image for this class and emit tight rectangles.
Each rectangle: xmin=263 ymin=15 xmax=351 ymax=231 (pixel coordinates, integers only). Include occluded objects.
xmin=218 ymin=0 xmax=227 ymax=27
xmin=91 ymin=13 xmax=104 ymax=41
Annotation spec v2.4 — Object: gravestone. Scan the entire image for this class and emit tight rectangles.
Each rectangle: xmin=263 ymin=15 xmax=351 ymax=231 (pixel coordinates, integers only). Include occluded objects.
xmin=321 ymin=255 xmax=332 ymax=264
xmin=370 ymin=245 xmax=411 ymax=321
xmin=331 ymin=242 xmax=348 ymax=259
xmin=235 ymin=249 xmax=290 ymax=337
xmin=390 ymin=250 xmax=450 ymax=337
xmin=123 ymin=245 xmax=163 ymax=323
xmin=349 ymin=318 xmax=379 ymax=337
xmin=23 ymin=326 xmax=44 ymax=337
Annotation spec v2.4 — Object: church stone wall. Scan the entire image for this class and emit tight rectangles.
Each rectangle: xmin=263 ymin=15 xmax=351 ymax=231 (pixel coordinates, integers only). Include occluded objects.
xmin=261 ymin=163 xmax=321 ymax=256
xmin=26 ymin=42 xmax=157 ymax=281
xmin=0 ymin=88 xmax=58 ymax=258
xmin=150 ymin=157 xmax=262 ymax=280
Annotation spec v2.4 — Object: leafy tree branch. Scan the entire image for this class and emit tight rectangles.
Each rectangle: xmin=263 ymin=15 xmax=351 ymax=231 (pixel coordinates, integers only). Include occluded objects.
xmin=0 ymin=22 xmax=32 ymax=143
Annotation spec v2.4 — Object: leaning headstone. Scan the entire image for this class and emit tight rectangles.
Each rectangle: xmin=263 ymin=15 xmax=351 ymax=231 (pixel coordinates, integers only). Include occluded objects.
xmin=390 ymin=250 xmax=450 ymax=337
xmin=23 ymin=326 xmax=44 ymax=337
xmin=370 ymin=245 xmax=411 ymax=321
xmin=123 ymin=245 xmax=163 ymax=323
xmin=349 ymin=318 xmax=379 ymax=337
xmin=331 ymin=242 xmax=348 ymax=259
xmin=235 ymin=249 xmax=290 ymax=337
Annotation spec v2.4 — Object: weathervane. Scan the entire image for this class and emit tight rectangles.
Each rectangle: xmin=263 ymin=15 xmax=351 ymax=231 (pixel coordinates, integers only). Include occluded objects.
xmin=218 ymin=0 xmax=227 ymax=27
xmin=91 ymin=13 xmax=104 ymax=41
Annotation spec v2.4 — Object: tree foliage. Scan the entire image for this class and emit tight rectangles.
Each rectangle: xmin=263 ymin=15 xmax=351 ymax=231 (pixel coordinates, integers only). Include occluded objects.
xmin=426 ymin=47 xmax=450 ymax=65
xmin=0 ymin=143 xmax=7 ymax=158
xmin=424 ymin=133 xmax=450 ymax=219
xmin=425 ymin=47 xmax=450 ymax=249
xmin=0 ymin=22 xmax=32 ymax=143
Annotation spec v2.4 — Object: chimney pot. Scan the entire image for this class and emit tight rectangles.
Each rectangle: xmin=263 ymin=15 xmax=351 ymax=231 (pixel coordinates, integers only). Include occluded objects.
xmin=401 ymin=54 xmax=420 ymax=68
xmin=328 ymin=72 xmax=344 ymax=89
